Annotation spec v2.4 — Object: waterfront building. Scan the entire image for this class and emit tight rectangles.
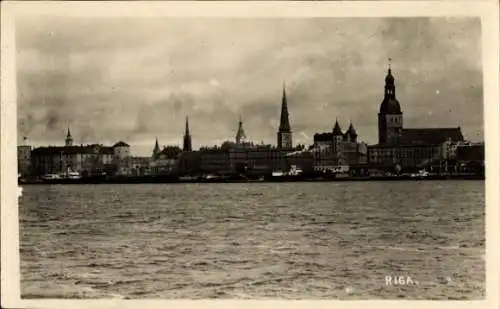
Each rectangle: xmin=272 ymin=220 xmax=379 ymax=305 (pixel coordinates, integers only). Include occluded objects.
xmin=149 ymin=145 xmax=182 ymax=175
xmin=454 ymin=142 xmax=485 ymax=174
xmin=183 ymin=117 xmax=192 ymax=152
xmin=285 ymin=147 xmax=315 ymax=173
xmin=245 ymin=145 xmax=290 ymax=174
xmin=227 ymin=143 xmax=248 ymax=173
xmin=113 ymin=141 xmax=131 ymax=159
xmin=199 ymin=147 xmax=232 ymax=174
xmin=177 ymin=151 xmax=202 ymax=176
xmin=184 ymin=142 xmax=307 ymax=177
xmin=128 ymin=156 xmax=151 ymax=177
xmin=196 ymin=142 xmax=246 ymax=175
xmin=455 ymin=142 xmax=484 ymax=162
xmin=368 ymin=63 xmax=465 ymax=172
xmin=17 ymin=139 xmax=32 ymax=177
xmin=18 ymin=146 xmax=32 ymax=176
xmin=30 ymin=129 xmax=130 ymax=177
xmin=110 ymin=141 xmax=132 ymax=175
xmin=31 ymin=144 xmax=115 ymax=177
xmin=277 ymin=84 xmax=293 ymax=149
xmin=313 ymin=120 xmax=367 ymax=171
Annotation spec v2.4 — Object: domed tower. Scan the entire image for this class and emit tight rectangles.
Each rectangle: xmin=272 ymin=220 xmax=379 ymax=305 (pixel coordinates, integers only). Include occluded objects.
xmin=378 ymin=59 xmax=403 ymax=144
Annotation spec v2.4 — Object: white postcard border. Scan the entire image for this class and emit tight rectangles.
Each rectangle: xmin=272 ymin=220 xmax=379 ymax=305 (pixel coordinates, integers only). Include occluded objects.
xmin=1 ymin=1 xmax=499 ymax=309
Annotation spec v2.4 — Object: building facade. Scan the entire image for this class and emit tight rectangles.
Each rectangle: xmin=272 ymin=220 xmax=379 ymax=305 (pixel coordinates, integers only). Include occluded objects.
xmin=30 ymin=130 xmax=130 ymax=177
xmin=312 ymin=120 xmax=367 ymax=171
xmin=150 ymin=145 xmax=182 ymax=175
xmin=17 ymin=145 xmax=32 ymax=177
xmin=181 ymin=143 xmax=308 ymax=177
xmin=31 ymin=144 xmax=115 ymax=177
xmin=199 ymin=147 xmax=232 ymax=174
xmin=368 ymin=65 xmax=465 ymax=172
xmin=113 ymin=141 xmax=131 ymax=159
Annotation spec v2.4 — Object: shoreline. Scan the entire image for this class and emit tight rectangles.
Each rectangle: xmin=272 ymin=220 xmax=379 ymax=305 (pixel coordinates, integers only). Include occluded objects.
xmin=19 ymin=174 xmax=484 ymax=185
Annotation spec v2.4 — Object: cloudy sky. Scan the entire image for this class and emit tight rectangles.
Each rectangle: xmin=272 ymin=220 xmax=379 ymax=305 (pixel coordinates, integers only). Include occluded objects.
xmin=16 ymin=17 xmax=482 ymax=156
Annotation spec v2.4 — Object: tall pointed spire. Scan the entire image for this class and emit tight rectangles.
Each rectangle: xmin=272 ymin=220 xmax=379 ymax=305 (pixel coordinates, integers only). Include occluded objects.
xmin=183 ymin=116 xmax=192 ymax=152
xmin=277 ymin=82 xmax=293 ymax=149
xmin=65 ymin=127 xmax=73 ymax=146
xmin=282 ymin=80 xmax=286 ymax=101
xmin=185 ymin=117 xmax=190 ymax=135
xmin=153 ymin=137 xmax=161 ymax=157
xmin=347 ymin=120 xmax=358 ymax=142
xmin=279 ymin=82 xmax=291 ymax=133
xmin=333 ymin=118 xmax=343 ymax=136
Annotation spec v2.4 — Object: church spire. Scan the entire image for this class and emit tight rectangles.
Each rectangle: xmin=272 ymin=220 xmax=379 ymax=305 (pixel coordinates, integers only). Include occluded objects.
xmin=153 ymin=137 xmax=161 ymax=157
xmin=185 ymin=117 xmax=190 ymax=135
xmin=384 ymin=57 xmax=396 ymax=99
xmin=235 ymin=115 xmax=247 ymax=145
xmin=183 ymin=116 xmax=192 ymax=152
xmin=277 ymin=82 xmax=293 ymax=149
xmin=333 ymin=118 xmax=343 ymax=136
xmin=279 ymin=82 xmax=291 ymax=133
xmin=65 ymin=128 xmax=73 ymax=146
xmin=347 ymin=120 xmax=358 ymax=142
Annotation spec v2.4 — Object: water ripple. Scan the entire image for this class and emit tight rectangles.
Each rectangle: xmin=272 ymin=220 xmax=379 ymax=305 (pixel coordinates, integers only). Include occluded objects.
xmin=19 ymin=181 xmax=485 ymax=299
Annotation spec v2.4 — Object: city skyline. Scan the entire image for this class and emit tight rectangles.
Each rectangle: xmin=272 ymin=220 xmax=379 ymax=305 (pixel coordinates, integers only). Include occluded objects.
xmin=17 ymin=17 xmax=483 ymax=156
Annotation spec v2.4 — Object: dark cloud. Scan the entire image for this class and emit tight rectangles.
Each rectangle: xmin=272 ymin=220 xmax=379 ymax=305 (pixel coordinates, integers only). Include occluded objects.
xmin=16 ymin=17 xmax=483 ymax=155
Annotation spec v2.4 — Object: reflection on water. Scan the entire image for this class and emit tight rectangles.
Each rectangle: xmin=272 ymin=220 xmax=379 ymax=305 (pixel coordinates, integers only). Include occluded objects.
xmin=19 ymin=181 xmax=485 ymax=299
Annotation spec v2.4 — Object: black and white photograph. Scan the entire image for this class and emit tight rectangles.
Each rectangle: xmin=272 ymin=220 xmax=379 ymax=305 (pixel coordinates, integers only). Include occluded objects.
xmin=1 ymin=1 xmax=499 ymax=308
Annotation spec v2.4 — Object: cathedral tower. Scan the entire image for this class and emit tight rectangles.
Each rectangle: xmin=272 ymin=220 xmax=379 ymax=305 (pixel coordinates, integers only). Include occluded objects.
xmin=183 ymin=117 xmax=192 ymax=152
xmin=277 ymin=83 xmax=293 ymax=149
xmin=378 ymin=59 xmax=403 ymax=144
xmin=65 ymin=128 xmax=73 ymax=146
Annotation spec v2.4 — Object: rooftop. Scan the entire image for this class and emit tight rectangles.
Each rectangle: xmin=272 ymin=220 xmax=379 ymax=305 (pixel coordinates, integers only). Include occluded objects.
xmin=31 ymin=144 xmax=114 ymax=155
xmin=113 ymin=141 xmax=130 ymax=148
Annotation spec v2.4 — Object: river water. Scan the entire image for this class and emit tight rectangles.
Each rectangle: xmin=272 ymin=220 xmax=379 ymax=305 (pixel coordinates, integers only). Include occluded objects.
xmin=19 ymin=181 xmax=485 ymax=299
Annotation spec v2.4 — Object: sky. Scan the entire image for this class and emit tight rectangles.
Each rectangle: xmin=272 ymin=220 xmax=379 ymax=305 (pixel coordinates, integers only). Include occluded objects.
xmin=16 ymin=17 xmax=483 ymax=156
